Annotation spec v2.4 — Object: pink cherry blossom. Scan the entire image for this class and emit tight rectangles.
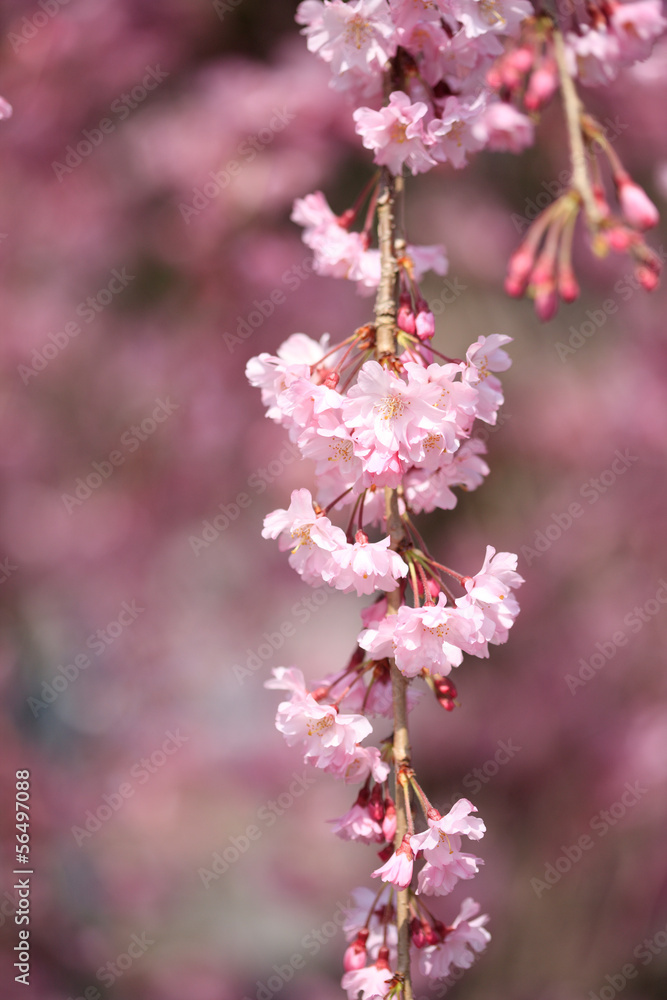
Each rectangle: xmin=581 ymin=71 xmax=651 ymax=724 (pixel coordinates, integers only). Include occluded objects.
xmin=404 ymin=437 xmax=490 ymax=513
xmin=452 ymin=0 xmax=533 ymax=39
xmin=565 ymin=26 xmax=622 ymax=86
xmin=297 ymin=0 xmax=398 ymax=77
xmin=416 ymin=852 xmax=484 ymax=895
xmin=611 ymin=0 xmax=667 ymax=65
xmin=358 ymin=592 xmax=487 ymax=677
xmin=344 ymin=887 xmax=398 ymax=966
xmin=341 ymin=959 xmax=394 ymax=1000
xmin=418 ymin=898 xmax=491 ymax=978
xmin=410 ymin=800 xmax=485 ymax=894
xmin=245 ymin=332 xmax=329 ymax=423
xmin=267 ymin=667 xmax=373 ymax=762
xmin=262 ymin=487 xmax=347 ymax=586
xmin=461 ymin=545 xmax=523 ymax=644
xmin=413 ymin=798 xmax=486 ymax=846
xmin=472 ymin=100 xmax=535 ymax=153
xmin=329 ymin=801 xmax=385 ymax=843
xmin=324 ymin=743 xmax=391 ymax=783
xmin=343 ymin=360 xmax=445 ymax=486
xmin=372 ymin=835 xmax=415 ymax=888
xmin=427 ymin=94 xmax=488 ymax=169
xmin=354 ymin=91 xmax=437 ymax=175
xmin=463 ymin=333 xmax=512 ymax=424
xmin=329 ymin=533 xmax=409 ymax=596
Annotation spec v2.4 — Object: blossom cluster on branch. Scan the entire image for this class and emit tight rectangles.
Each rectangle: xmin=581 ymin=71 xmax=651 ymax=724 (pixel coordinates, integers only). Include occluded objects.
xmin=247 ymin=2 xmax=663 ymax=998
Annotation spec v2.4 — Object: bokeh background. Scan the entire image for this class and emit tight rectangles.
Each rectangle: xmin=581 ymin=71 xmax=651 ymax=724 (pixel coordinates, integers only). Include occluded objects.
xmin=1 ymin=1 xmax=666 ymax=998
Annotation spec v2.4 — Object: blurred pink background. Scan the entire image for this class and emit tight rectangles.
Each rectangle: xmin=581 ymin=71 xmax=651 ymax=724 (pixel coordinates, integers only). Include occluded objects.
xmin=1 ymin=1 xmax=666 ymax=998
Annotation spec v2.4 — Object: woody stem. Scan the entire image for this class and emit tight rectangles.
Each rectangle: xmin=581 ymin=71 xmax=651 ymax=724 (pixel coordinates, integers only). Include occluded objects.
xmin=374 ymin=165 xmax=413 ymax=1000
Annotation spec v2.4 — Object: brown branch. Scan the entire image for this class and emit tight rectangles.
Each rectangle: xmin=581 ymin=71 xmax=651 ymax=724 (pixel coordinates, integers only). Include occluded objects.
xmin=373 ymin=166 xmax=413 ymax=1000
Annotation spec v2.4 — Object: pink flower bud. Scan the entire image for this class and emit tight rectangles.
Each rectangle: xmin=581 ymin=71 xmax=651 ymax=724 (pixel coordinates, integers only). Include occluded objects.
xmin=557 ymin=268 xmax=580 ymax=303
xmin=486 ymin=66 xmax=502 ymax=90
xmin=368 ymin=785 xmax=384 ymax=822
xmin=382 ymin=799 xmax=397 ymax=842
xmin=534 ymin=285 xmax=558 ymax=322
xmin=415 ymin=309 xmax=435 ymax=341
xmin=505 ymin=247 xmax=534 ymax=297
xmin=524 ymin=64 xmax=557 ymax=111
xmin=410 ymin=918 xmax=426 ymax=948
xmin=423 ymin=923 xmax=439 ymax=946
xmin=343 ymin=930 xmax=369 ymax=971
xmin=337 ymin=208 xmax=355 ymax=229
xmin=637 ymin=266 xmax=659 ymax=291
xmin=604 ymin=226 xmax=634 ymax=251
xmin=323 ymin=371 xmax=339 ymax=389
xmin=397 ymin=295 xmax=416 ymax=334
xmin=618 ymin=179 xmax=659 ymax=230
xmin=509 ymin=47 xmax=534 ymax=74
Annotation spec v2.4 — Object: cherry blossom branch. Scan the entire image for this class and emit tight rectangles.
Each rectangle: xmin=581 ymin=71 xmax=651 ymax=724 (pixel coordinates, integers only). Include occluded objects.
xmin=552 ymin=27 xmax=601 ymax=229
xmin=374 ymin=164 xmax=414 ymax=1000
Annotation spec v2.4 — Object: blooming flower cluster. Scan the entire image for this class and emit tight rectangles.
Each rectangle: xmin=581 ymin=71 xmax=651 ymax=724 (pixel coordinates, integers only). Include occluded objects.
xmin=249 ymin=309 xmax=520 ymax=993
xmin=248 ymin=2 xmax=662 ymax=997
xmin=292 ymin=0 xmax=663 ymax=321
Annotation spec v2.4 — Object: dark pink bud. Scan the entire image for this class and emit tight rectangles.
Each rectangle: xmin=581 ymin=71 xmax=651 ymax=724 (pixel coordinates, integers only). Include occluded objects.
xmin=557 ymin=268 xmax=580 ymax=303
xmin=486 ymin=65 xmax=502 ymax=90
xmin=343 ymin=929 xmax=369 ymax=971
xmin=397 ymin=295 xmax=416 ymax=334
xmin=415 ymin=309 xmax=435 ymax=341
xmin=534 ymin=283 xmax=558 ymax=322
xmin=368 ymin=785 xmax=384 ymax=822
xmin=337 ymin=208 xmax=355 ymax=229
xmin=377 ymin=843 xmax=393 ymax=863
xmin=410 ymin=918 xmax=426 ymax=949
xmin=605 ymin=226 xmax=634 ymax=251
xmin=423 ymin=923 xmax=439 ymax=946
xmin=618 ymin=179 xmax=659 ymax=230
xmin=524 ymin=64 xmax=557 ymax=111
xmin=382 ymin=799 xmax=397 ymax=842
xmin=637 ymin=266 xmax=659 ymax=291
xmin=509 ymin=47 xmax=534 ymax=74
xmin=355 ymin=529 xmax=369 ymax=544
xmin=323 ymin=371 xmax=339 ymax=389
xmin=505 ymin=247 xmax=535 ymax=297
